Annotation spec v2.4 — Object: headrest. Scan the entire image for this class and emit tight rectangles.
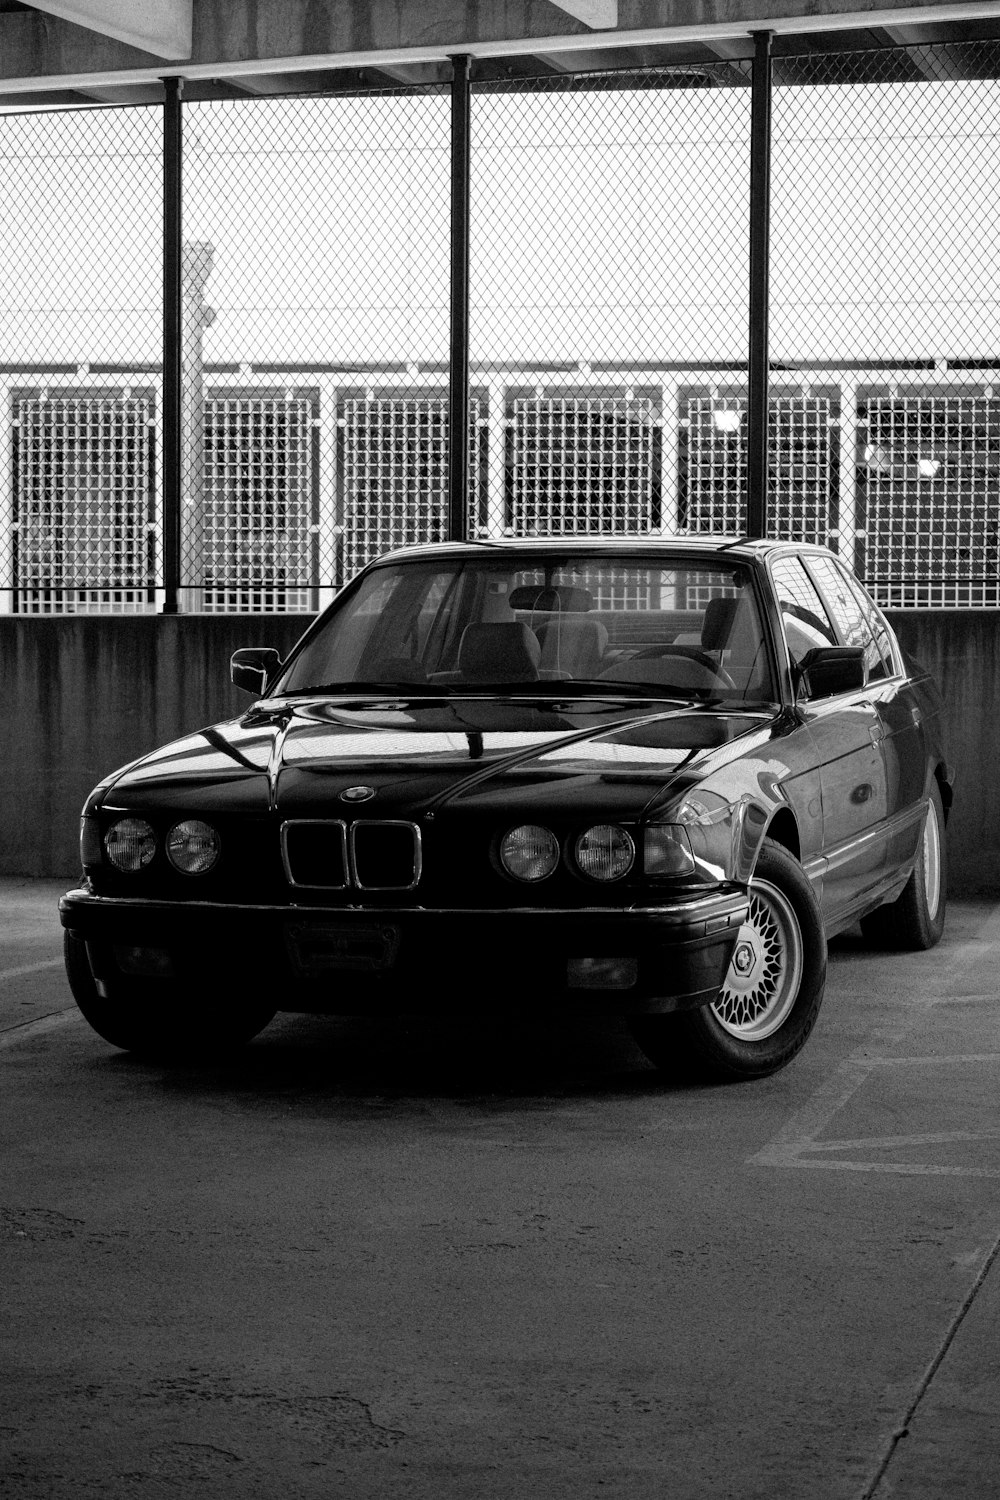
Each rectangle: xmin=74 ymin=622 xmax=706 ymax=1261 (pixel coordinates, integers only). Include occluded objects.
xmin=458 ymin=622 xmax=541 ymax=682
xmin=701 ymin=596 xmax=741 ymax=652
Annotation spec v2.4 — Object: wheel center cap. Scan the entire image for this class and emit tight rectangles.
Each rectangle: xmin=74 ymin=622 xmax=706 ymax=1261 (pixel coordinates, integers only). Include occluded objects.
xmin=733 ymin=940 xmax=756 ymax=976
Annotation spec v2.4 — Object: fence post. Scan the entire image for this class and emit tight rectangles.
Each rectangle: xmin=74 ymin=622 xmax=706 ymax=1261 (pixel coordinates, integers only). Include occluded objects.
xmin=448 ymin=54 xmax=472 ymax=543
xmin=162 ymin=76 xmax=183 ymax=612
xmin=746 ymin=31 xmax=773 ymax=540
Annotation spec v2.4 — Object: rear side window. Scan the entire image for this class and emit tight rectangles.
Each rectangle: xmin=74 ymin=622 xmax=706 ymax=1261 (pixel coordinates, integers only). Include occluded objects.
xmin=837 ymin=567 xmax=898 ymax=681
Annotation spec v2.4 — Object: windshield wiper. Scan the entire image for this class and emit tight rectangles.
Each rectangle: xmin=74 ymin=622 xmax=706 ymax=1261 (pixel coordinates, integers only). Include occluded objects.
xmin=276 ymin=680 xmax=451 ymax=697
xmin=552 ymin=679 xmax=695 ymax=702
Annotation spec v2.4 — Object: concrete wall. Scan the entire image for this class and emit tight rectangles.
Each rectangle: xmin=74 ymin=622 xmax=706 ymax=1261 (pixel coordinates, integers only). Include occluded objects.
xmin=1 ymin=609 xmax=996 ymax=890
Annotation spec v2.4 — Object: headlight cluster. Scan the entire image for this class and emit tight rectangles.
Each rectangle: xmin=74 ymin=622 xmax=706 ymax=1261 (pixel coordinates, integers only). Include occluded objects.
xmin=500 ymin=822 xmax=637 ymax=883
xmin=500 ymin=821 xmax=699 ymax=883
xmin=99 ymin=817 xmax=221 ymax=875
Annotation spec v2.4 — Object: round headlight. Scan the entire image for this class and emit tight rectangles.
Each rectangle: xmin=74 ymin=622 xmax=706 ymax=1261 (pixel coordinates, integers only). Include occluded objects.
xmin=500 ymin=824 xmax=560 ymax=882
xmin=574 ymin=824 xmax=635 ymax=882
xmin=105 ymin=817 xmax=157 ymax=873
xmin=166 ymin=819 xmax=221 ymax=875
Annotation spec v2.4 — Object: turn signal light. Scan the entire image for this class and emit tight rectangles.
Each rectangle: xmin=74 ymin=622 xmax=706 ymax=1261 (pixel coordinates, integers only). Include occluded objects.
xmin=643 ymin=824 xmax=697 ymax=878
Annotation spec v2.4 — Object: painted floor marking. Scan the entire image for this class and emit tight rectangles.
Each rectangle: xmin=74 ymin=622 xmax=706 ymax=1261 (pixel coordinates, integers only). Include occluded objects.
xmin=750 ymin=905 xmax=1000 ymax=1180
xmin=0 ymin=957 xmax=64 ymax=983
xmin=0 ymin=1008 xmax=82 ymax=1050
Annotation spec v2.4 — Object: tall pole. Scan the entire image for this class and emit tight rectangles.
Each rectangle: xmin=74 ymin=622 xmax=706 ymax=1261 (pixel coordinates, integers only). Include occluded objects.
xmin=448 ymin=53 xmax=472 ymax=543
xmin=162 ymin=76 xmax=183 ymax=612
xmin=746 ymin=31 xmax=773 ymax=540
xmin=180 ymin=242 xmax=215 ymax=613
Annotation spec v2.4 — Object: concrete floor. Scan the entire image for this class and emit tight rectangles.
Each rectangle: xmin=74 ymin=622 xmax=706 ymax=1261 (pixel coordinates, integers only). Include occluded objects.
xmin=1 ymin=878 xmax=998 ymax=1499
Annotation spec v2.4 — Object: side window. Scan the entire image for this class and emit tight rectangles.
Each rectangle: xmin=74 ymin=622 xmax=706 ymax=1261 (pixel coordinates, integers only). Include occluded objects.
xmin=770 ymin=556 xmax=838 ymax=669
xmin=838 ymin=567 xmax=898 ymax=681
xmin=806 ymin=554 xmax=885 ymax=683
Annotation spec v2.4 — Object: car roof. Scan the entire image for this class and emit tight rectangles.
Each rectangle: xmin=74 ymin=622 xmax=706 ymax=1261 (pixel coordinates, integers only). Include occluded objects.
xmin=368 ymin=535 xmax=832 ymax=566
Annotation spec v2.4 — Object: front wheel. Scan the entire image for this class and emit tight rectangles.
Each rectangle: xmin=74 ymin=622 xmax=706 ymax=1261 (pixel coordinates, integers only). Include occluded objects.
xmin=860 ymin=781 xmax=947 ymax=951
xmin=64 ymin=933 xmax=277 ymax=1060
xmin=629 ymin=840 xmax=827 ymax=1082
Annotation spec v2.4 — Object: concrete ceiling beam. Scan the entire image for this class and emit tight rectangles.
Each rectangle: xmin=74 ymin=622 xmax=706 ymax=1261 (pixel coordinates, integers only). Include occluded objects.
xmin=1 ymin=0 xmax=999 ymax=92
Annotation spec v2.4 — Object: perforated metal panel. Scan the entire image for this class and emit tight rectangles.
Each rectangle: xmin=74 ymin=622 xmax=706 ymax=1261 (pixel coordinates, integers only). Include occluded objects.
xmin=680 ymin=393 xmax=835 ymax=544
xmin=859 ymin=392 xmax=1000 ymax=607
xmin=12 ymin=393 xmax=156 ymax=614
xmin=202 ymin=393 xmax=316 ymax=613
xmin=338 ymin=393 xmax=484 ymax=579
xmin=507 ymin=393 xmax=659 ymax=535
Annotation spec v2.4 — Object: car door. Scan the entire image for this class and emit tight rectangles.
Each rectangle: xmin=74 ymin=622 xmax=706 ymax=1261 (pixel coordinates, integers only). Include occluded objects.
xmin=810 ymin=555 xmax=927 ymax=875
xmin=770 ymin=555 xmax=889 ymax=926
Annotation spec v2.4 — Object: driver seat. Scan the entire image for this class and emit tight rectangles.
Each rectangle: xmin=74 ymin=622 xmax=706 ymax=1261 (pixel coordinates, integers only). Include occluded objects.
xmin=458 ymin=622 xmax=541 ymax=682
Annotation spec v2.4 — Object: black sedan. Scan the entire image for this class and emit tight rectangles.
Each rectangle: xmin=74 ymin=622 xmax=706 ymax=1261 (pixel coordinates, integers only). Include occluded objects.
xmin=60 ymin=538 xmax=950 ymax=1081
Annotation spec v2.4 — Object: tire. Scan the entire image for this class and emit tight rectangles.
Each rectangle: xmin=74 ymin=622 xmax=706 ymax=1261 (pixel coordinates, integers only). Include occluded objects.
xmin=64 ymin=932 xmax=277 ymax=1060
xmin=860 ymin=780 xmax=947 ymax=952
xmin=629 ymin=839 xmax=827 ymax=1082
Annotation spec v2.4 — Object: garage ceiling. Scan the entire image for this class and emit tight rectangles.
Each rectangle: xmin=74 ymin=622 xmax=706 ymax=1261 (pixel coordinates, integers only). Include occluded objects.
xmin=1 ymin=0 xmax=1000 ymax=105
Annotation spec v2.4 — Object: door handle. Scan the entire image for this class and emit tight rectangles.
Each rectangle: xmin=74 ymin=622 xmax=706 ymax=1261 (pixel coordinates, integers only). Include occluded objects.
xmin=852 ymin=783 xmax=874 ymax=804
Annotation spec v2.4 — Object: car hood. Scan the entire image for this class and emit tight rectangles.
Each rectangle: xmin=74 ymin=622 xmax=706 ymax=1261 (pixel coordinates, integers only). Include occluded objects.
xmin=97 ymin=694 xmax=773 ymax=820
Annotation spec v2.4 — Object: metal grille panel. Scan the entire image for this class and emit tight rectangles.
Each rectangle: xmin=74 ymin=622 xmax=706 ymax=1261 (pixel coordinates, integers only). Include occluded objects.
xmin=339 ymin=394 xmax=484 ymax=578
xmin=859 ymin=393 xmax=1000 ymax=607
xmin=508 ymin=393 xmax=658 ymax=534
xmin=202 ymin=394 xmax=315 ymax=613
xmin=12 ymin=394 xmax=156 ymax=614
xmin=681 ymin=394 xmax=835 ymax=544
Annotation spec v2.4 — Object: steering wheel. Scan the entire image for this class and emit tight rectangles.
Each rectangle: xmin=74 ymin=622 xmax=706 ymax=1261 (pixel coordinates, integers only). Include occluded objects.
xmin=627 ymin=645 xmax=736 ymax=690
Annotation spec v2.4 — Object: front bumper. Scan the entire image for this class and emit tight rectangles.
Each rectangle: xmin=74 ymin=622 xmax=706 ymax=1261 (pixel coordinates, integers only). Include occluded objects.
xmin=60 ymin=886 xmax=749 ymax=1017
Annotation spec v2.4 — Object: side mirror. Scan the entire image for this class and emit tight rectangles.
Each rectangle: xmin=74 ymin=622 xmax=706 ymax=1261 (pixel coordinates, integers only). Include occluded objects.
xmin=231 ymin=646 xmax=282 ymax=696
xmin=795 ymin=645 xmax=866 ymax=700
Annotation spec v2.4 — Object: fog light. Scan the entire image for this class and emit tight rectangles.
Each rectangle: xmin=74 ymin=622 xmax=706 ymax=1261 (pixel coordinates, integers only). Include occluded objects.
xmin=567 ymin=956 xmax=638 ymax=991
xmin=113 ymin=945 xmax=175 ymax=978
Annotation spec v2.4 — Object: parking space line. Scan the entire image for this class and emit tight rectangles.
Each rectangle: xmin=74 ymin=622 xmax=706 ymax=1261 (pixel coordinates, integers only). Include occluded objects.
xmin=767 ymin=1158 xmax=1000 ymax=1178
xmin=0 ymin=958 xmax=64 ymax=983
xmin=750 ymin=905 xmax=1000 ymax=1176
xmin=803 ymin=1129 xmax=1000 ymax=1151
xmin=0 ymin=1008 xmax=82 ymax=1049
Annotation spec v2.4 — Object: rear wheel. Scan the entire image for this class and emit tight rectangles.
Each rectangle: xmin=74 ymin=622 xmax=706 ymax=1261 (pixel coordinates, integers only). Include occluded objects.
xmin=64 ymin=932 xmax=277 ymax=1059
xmin=860 ymin=781 xmax=947 ymax=951
xmin=630 ymin=840 xmax=827 ymax=1082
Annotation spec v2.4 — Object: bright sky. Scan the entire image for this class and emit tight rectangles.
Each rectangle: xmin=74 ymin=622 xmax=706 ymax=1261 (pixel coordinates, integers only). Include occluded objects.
xmin=0 ymin=80 xmax=997 ymax=368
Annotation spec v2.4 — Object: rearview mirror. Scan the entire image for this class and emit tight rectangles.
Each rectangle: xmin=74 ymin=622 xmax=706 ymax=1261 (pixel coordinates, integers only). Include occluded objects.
xmin=231 ymin=646 xmax=282 ymax=695
xmin=795 ymin=645 xmax=866 ymax=700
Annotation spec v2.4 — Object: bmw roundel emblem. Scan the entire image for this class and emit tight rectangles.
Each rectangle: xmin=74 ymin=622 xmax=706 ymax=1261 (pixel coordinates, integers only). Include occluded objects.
xmin=340 ymin=785 xmax=376 ymax=803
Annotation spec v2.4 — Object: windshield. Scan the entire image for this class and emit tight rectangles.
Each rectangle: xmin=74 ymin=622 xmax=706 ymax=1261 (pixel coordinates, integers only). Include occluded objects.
xmin=277 ymin=554 xmax=776 ymax=703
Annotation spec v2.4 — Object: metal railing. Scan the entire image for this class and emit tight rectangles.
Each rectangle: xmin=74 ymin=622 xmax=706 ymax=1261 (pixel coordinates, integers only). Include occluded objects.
xmin=1 ymin=35 xmax=1000 ymax=612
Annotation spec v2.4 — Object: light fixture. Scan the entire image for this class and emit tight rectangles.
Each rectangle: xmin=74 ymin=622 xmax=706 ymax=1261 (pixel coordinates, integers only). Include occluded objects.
xmin=863 ymin=443 xmax=892 ymax=471
xmin=713 ymin=408 xmax=742 ymax=433
xmin=917 ymin=458 xmax=942 ymax=478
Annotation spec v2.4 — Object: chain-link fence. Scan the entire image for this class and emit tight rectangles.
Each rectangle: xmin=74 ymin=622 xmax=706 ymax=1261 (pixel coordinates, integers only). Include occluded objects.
xmin=2 ymin=38 xmax=1000 ymax=613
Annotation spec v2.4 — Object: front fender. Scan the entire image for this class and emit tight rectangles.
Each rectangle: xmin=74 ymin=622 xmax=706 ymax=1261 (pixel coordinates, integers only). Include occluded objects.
xmin=667 ymin=792 xmax=772 ymax=886
xmin=731 ymin=797 xmax=772 ymax=884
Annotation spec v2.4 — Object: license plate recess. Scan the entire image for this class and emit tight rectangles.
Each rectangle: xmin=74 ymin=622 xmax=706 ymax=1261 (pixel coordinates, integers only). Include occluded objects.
xmin=286 ymin=922 xmax=400 ymax=975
